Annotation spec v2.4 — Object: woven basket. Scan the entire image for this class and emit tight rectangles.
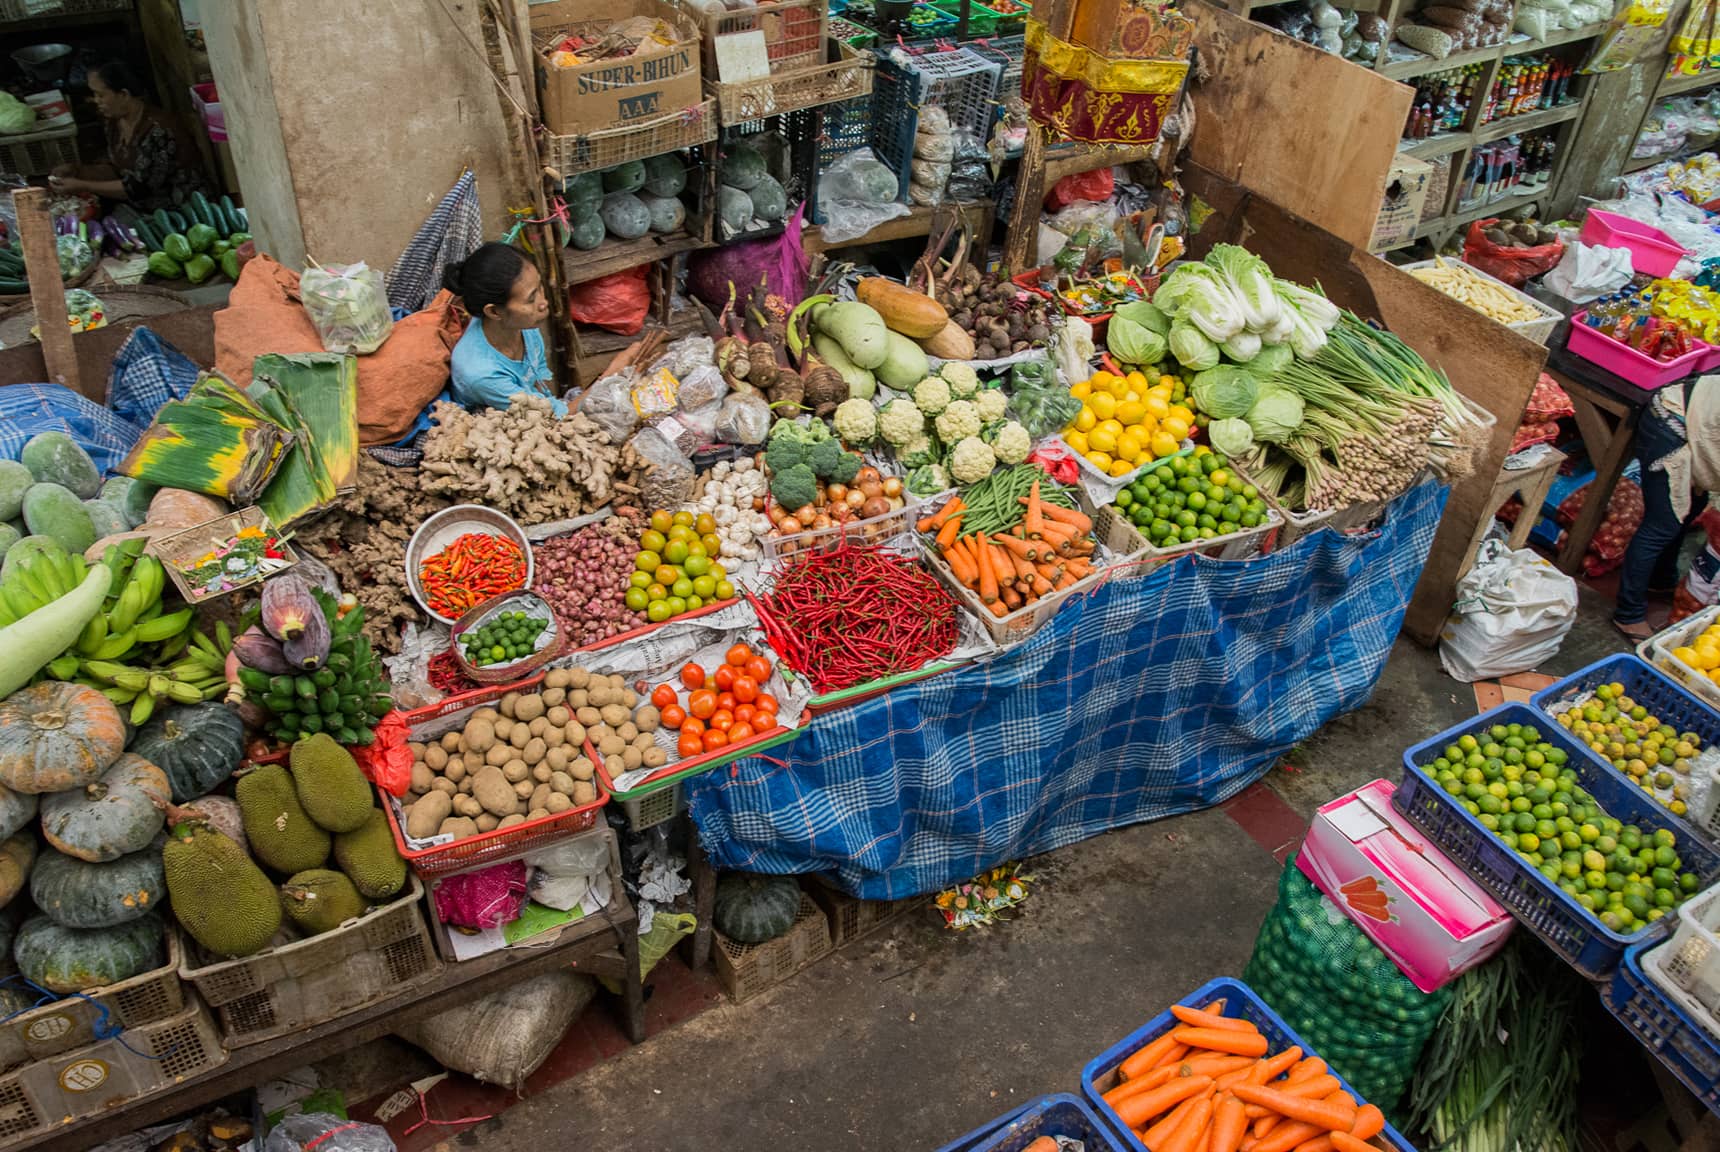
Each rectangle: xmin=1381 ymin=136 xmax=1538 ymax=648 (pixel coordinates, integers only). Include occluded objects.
xmin=449 ymin=590 xmax=564 ymax=684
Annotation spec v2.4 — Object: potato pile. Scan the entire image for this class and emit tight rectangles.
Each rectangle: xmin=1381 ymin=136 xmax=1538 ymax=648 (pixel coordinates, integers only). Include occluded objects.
xmin=402 ymin=666 xmax=663 ymax=842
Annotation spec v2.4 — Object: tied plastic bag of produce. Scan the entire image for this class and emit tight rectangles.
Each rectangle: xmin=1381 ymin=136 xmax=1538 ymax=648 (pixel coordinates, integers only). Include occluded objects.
xmin=1461 ymin=219 xmax=1564 ymax=287
xmin=816 ymin=148 xmax=911 ymax=246
xmin=262 ymin=1114 xmax=395 ymax=1152
xmin=300 ymin=261 xmax=394 ymax=355
xmin=1438 ymin=539 xmax=1578 ymax=682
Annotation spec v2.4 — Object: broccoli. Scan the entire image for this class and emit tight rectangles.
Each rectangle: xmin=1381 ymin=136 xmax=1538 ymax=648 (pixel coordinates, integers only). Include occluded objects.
xmin=770 ymin=463 xmax=818 ymax=511
xmin=827 ymin=451 xmax=862 ymax=486
xmin=765 ymin=436 xmax=811 ymax=475
xmin=808 ymin=437 xmax=846 ymax=480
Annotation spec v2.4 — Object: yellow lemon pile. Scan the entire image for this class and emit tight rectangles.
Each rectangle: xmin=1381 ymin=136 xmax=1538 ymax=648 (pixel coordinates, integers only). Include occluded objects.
xmin=1063 ymin=370 xmax=1197 ymax=478
xmin=1672 ymin=622 xmax=1720 ymax=689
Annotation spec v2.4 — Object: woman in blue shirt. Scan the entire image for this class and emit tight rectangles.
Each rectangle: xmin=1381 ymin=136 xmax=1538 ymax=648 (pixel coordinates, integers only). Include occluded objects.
xmin=444 ymin=243 xmax=565 ymax=415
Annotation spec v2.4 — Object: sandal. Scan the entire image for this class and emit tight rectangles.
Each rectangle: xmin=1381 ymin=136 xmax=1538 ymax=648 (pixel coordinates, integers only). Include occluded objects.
xmin=1613 ymin=618 xmax=1656 ymax=641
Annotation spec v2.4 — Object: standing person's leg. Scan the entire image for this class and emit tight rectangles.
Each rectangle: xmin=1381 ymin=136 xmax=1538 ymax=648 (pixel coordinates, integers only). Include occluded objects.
xmin=1617 ymin=413 xmax=1692 ymax=635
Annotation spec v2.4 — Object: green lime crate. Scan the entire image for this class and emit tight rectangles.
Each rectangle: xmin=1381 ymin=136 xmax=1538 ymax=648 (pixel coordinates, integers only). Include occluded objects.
xmin=928 ymin=0 xmax=1026 ymax=36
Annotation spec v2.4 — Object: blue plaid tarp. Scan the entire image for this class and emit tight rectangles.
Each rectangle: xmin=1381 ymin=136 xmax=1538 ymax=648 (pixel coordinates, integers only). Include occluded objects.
xmin=687 ymin=481 xmax=1449 ymax=899
xmin=107 ymin=327 xmax=199 ymax=429
xmin=0 ymin=383 xmax=142 ymax=476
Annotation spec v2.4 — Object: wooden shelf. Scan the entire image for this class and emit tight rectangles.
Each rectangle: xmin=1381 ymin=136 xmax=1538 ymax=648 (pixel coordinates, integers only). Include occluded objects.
xmin=1381 ymin=42 xmax=1503 ymax=82
xmin=802 ymin=199 xmax=994 ymax=253
xmin=1657 ymin=69 xmax=1720 ymax=98
xmin=1475 ymin=100 xmax=1583 ymax=143
xmin=0 ymin=5 xmax=133 ymax=35
xmin=1623 ymin=130 xmax=1720 ymax=174
xmin=1447 ymin=185 xmax=1551 ymax=227
xmin=1400 ymin=130 xmax=1472 ymax=160
xmin=1520 ymin=20 xmax=1614 ymax=50
xmin=559 ymin=230 xmax=711 ymax=286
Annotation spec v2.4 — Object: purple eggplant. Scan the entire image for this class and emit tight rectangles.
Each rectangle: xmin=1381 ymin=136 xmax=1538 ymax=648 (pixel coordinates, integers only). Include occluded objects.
xmin=86 ymin=219 xmax=105 ymax=253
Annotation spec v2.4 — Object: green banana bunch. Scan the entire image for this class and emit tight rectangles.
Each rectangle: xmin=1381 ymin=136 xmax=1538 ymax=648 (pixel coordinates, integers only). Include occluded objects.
xmin=0 ymin=545 xmax=86 ymax=624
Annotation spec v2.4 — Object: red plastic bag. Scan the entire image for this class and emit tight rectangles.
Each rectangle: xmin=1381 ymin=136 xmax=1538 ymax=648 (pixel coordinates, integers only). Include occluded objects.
xmin=568 ymin=265 xmax=651 ymax=335
xmin=354 ymin=710 xmax=411 ymax=798
xmin=1046 ymin=168 xmax=1115 ymax=212
xmin=1462 ymin=220 xmax=1564 ymax=287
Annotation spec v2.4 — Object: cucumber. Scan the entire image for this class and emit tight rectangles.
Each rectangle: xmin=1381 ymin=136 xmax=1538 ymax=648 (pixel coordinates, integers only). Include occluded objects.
xmin=218 ymin=195 xmax=238 ymax=236
xmin=153 ymin=209 xmax=172 ymax=235
xmin=166 ymin=210 xmax=188 ymax=233
xmin=189 ymin=191 xmax=212 ymax=231
xmin=0 ymin=279 xmax=30 ymax=294
xmin=0 ymin=251 xmax=24 ymax=274
xmin=131 ymin=217 xmax=158 ymax=251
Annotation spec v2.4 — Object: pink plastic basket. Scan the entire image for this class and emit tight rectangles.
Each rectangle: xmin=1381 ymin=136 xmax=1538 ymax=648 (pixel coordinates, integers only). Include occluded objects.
xmin=1579 ymin=209 xmax=1687 ymax=277
xmin=1566 ymin=310 xmax=1710 ymax=391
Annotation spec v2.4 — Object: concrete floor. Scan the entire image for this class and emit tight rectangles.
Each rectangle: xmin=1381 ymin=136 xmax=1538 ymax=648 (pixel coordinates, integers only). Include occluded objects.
xmin=410 ymin=580 xmax=1634 ymax=1152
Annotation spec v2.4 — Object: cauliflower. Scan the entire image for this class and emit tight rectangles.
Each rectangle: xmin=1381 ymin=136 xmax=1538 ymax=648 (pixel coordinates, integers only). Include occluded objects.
xmin=989 ymin=421 xmax=1032 ymax=465
xmin=879 ymin=398 xmax=926 ymax=447
xmin=912 ymin=375 xmax=951 ymax=416
xmin=902 ymin=434 xmax=939 ymax=469
xmin=940 ymin=361 xmax=980 ymax=398
xmin=949 ymin=436 xmax=997 ymax=485
xmin=934 ymin=399 xmax=981 ymax=444
xmin=975 ymin=388 xmax=1008 ymax=423
xmin=907 ymin=462 xmax=950 ymax=496
xmin=833 ymin=397 xmax=878 ymax=445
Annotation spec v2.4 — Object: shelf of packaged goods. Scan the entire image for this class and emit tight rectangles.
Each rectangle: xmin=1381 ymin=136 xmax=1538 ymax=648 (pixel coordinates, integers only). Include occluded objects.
xmin=1624 ymin=132 xmax=1720 ymax=174
xmin=1658 ymin=69 xmax=1720 ymax=98
xmin=1400 ymin=131 xmax=1473 ymax=160
xmin=1380 ymin=42 xmax=1504 ymax=82
xmin=1519 ymin=20 xmax=1614 ymax=49
xmin=1475 ymin=100 xmax=1583 ymax=143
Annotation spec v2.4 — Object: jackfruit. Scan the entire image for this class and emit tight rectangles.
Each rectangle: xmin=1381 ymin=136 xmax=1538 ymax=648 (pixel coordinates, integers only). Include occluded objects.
xmin=163 ymin=822 xmax=281 ymax=957
xmin=333 ymin=808 xmax=405 ymax=899
xmin=288 ymin=734 xmax=373 ymax=834
xmin=236 ymin=764 xmax=330 ymax=874
xmin=280 ymin=869 xmax=366 ymax=935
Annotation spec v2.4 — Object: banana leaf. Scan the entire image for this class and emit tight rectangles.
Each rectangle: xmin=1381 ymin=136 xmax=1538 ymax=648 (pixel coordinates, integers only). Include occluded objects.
xmin=118 ymin=372 xmax=290 ymax=503
xmin=251 ymin=352 xmax=358 ymax=527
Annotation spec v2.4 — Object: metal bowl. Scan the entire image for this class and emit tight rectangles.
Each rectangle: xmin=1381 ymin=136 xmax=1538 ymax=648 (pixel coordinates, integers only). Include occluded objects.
xmin=12 ymin=45 xmax=72 ymax=86
xmin=405 ymin=504 xmax=534 ymax=626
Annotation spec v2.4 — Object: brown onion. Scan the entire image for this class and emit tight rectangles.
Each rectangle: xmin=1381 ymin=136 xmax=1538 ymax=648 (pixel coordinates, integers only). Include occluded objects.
xmin=859 ymin=480 xmax=884 ymax=500
xmin=855 ymin=465 xmax=882 ymax=486
xmin=780 ymin=516 xmax=803 ymax=534
xmin=887 ymin=496 xmax=905 ymax=511
xmin=827 ymin=483 xmax=849 ymax=503
xmin=814 ymin=489 xmax=828 ymax=507
xmin=752 ymin=497 xmax=765 ymax=512
xmin=831 ymin=503 xmax=852 ymax=522
xmin=794 ymin=504 xmax=816 ymax=523
xmin=882 ymin=477 xmax=904 ymax=497
xmin=861 ymin=496 xmax=891 ymax=519
xmin=812 ymin=514 xmax=832 ymax=530
xmin=768 ymin=504 xmax=787 ymax=525
xmin=845 ymin=489 xmax=866 ymax=509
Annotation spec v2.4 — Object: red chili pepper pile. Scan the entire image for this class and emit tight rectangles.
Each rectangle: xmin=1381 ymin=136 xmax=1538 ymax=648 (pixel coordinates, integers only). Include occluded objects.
xmin=426 ymin=650 xmax=480 ymax=695
xmin=419 ymin=532 xmax=527 ymax=619
xmin=756 ymin=542 xmax=959 ymax=693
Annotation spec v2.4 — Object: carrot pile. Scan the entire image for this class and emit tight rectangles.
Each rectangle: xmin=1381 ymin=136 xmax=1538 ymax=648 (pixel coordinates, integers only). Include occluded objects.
xmin=917 ymin=481 xmax=1097 ymax=618
xmin=1102 ymin=1003 xmax=1388 ymax=1152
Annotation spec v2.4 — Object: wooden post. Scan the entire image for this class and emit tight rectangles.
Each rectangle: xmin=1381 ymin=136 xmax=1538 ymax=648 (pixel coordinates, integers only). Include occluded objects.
xmin=11 ymin=187 xmax=77 ymax=395
xmin=1005 ymin=123 xmax=1049 ymax=273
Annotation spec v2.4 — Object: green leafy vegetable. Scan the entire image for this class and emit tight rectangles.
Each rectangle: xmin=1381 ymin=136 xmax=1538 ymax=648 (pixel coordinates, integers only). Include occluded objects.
xmin=1168 ymin=320 xmax=1220 ymax=371
xmin=1190 ymin=365 xmax=1260 ymax=420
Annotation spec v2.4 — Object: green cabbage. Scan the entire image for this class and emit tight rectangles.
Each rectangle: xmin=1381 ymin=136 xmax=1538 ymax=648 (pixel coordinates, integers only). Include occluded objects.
xmin=1206 ymin=244 xmax=1281 ymax=333
xmin=1209 ymin=417 xmax=1255 ymax=458
xmin=0 ymin=93 xmax=32 ymax=135
xmin=1113 ymin=300 xmax=1169 ymax=336
xmin=1168 ymin=320 xmax=1219 ymax=371
xmin=1248 ymin=344 xmax=1293 ymax=377
xmin=1247 ymin=383 xmax=1306 ymax=443
xmin=1108 ymin=305 xmax=1169 ymax=366
xmin=1221 ymin=330 xmax=1261 ymax=363
xmin=1190 ymin=365 xmax=1260 ymax=421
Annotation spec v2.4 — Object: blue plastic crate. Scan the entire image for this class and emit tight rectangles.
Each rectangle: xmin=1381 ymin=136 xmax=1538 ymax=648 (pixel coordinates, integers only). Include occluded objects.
xmin=935 ymin=1101 xmax=1033 ymax=1152
xmin=1080 ymin=978 xmax=1418 ymax=1152
xmin=969 ymin=1095 xmax=1128 ymax=1152
xmin=1529 ymin=653 xmax=1720 ymax=842
xmin=1396 ymin=702 xmax=1720 ymax=979
xmin=1603 ymin=940 xmax=1720 ymax=1112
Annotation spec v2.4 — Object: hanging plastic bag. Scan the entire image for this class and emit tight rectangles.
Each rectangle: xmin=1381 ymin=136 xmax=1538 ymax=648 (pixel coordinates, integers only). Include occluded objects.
xmin=1461 ymin=220 xmax=1564 ymax=287
xmin=568 ymin=265 xmax=651 ymax=335
xmin=1439 ymin=539 xmax=1579 ymax=682
xmin=300 ymin=261 xmax=394 ymax=354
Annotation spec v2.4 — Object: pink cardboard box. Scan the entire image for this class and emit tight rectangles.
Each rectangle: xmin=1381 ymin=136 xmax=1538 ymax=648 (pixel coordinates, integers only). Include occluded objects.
xmin=1296 ymin=779 xmax=1513 ymax=993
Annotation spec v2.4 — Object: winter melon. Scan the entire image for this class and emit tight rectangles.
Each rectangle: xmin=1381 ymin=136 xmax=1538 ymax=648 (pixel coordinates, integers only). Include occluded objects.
xmin=750 ymin=174 xmax=787 ymax=222
xmin=717 ymin=186 xmax=753 ymax=238
xmin=21 ymin=484 xmax=95 ymax=554
xmin=643 ymin=153 xmax=687 ymax=198
xmin=641 ymin=195 xmax=686 ymax=234
xmin=0 ymin=523 xmax=16 ymax=562
xmin=84 ymin=499 xmax=126 ymax=541
xmin=601 ymin=161 xmax=647 ymax=194
xmin=20 ymin=432 xmax=100 ymax=498
xmin=564 ymin=172 xmax=602 ymax=221
xmin=600 ymin=193 xmax=651 ymax=241
xmin=121 ymin=480 xmax=158 ymax=529
xmin=569 ymin=214 xmax=606 ymax=251
xmin=723 ymin=145 xmax=768 ymax=191
xmin=0 ymin=460 xmax=29 ymax=521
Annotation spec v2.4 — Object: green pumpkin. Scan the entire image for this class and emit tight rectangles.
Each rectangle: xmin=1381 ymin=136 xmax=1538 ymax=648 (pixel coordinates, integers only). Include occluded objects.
xmin=14 ymin=914 xmax=163 ymax=993
xmin=713 ymin=873 xmax=802 ymax=944
xmin=39 ymin=754 xmax=170 ymax=863
xmin=128 ymin=703 xmax=245 ymax=803
xmin=30 ymin=848 xmax=165 ymax=929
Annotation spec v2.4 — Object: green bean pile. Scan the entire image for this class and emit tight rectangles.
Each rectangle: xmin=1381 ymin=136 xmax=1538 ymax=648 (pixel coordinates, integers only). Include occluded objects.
xmin=953 ymin=465 xmax=1077 ymax=539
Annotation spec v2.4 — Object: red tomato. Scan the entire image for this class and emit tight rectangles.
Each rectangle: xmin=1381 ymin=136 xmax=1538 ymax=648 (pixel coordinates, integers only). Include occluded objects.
xmin=744 ymin=656 xmax=772 ymax=682
xmin=732 ymin=675 xmax=759 ymax=704
xmin=660 ymin=704 xmax=686 ymax=729
xmin=651 ymin=684 xmax=678 ymax=709
xmin=728 ymin=721 xmax=755 ymax=742
xmin=755 ymin=692 xmax=780 ymax=715
xmin=753 ymin=719 xmax=780 ymax=736
xmin=714 ymin=665 xmax=736 ymax=691
xmin=733 ymin=704 xmax=757 ymax=725
xmin=710 ymin=708 xmax=734 ymax=732
xmin=702 ymin=728 xmax=729 ymax=751
xmin=726 ymin=643 xmax=752 ymax=667
xmin=716 ymin=691 xmax=737 ymax=712
xmin=680 ymin=663 xmax=706 ymax=690
xmin=682 ymin=716 xmax=705 ymax=736
xmin=688 ymin=689 xmax=717 ymax=720
xmin=677 ymin=730 xmax=703 ymax=757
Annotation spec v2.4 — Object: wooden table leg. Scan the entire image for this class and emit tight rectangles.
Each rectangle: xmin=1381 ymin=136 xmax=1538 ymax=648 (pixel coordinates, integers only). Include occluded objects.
xmin=1509 ymin=454 xmax=1563 ymax=551
xmin=620 ymin=921 xmax=646 ymax=1043
xmin=688 ymin=823 xmax=716 ymax=971
xmin=1555 ymin=389 xmax=1640 ymax=575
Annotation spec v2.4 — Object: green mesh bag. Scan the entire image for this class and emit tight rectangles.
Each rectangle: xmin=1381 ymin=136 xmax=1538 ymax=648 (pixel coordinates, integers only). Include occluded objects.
xmin=1244 ymin=860 xmax=1452 ymax=1113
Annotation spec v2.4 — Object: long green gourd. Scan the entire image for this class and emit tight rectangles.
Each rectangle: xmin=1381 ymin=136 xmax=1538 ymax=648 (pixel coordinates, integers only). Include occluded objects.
xmin=0 ymin=566 xmax=110 ymax=697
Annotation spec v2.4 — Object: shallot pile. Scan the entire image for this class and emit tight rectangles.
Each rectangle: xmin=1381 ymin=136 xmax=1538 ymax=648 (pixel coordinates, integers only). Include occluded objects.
xmin=533 ymin=513 xmax=647 ymax=649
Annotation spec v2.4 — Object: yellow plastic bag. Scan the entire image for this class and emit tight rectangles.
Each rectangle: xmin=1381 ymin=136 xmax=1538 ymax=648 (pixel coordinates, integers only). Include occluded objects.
xmin=1584 ymin=0 xmax=1675 ymax=72
xmin=599 ymin=911 xmax=696 ymax=993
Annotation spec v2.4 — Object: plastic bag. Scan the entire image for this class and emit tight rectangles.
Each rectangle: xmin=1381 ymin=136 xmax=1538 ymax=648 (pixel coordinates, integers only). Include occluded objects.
xmin=685 ymin=204 xmax=811 ymax=312
xmin=432 ymin=859 xmax=528 ymax=930
xmin=675 ymin=363 xmax=728 ymax=411
xmin=1008 ymin=357 xmax=1082 ymax=436
xmin=1046 ymin=167 xmax=1115 ymax=213
xmin=715 ymin=390 xmax=770 ymax=444
xmin=1461 ymin=219 xmax=1564 ymax=287
xmin=626 ymin=423 xmax=695 ymax=508
xmin=568 ymin=265 xmax=651 ymax=335
xmin=577 ymin=367 xmax=641 ymax=444
xmin=300 ymin=262 xmax=394 ymax=354
xmin=1439 ymin=539 xmax=1578 ymax=681
xmin=1585 ymin=0 xmax=1674 ymax=71
xmin=648 ymin=334 xmax=715 ymax=380
xmin=397 ymin=972 xmax=594 ymax=1091
xmin=816 ymin=149 xmax=912 ymax=245
xmin=1544 ymin=240 xmax=1634 ymax=302
xmin=262 ymin=1114 xmax=395 ymax=1152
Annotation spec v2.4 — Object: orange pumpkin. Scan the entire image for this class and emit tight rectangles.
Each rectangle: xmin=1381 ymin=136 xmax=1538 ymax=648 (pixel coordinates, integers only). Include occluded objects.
xmin=0 ymin=683 xmax=126 ymax=795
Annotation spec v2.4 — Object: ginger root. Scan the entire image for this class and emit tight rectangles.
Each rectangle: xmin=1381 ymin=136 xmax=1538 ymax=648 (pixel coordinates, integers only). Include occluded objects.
xmin=419 ymin=396 xmax=623 ymax=521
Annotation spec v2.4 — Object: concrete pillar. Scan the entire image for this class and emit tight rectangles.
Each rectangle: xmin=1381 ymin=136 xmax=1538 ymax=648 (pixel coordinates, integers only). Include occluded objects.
xmin=200 ymin=0 xmax=529 ymax=272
